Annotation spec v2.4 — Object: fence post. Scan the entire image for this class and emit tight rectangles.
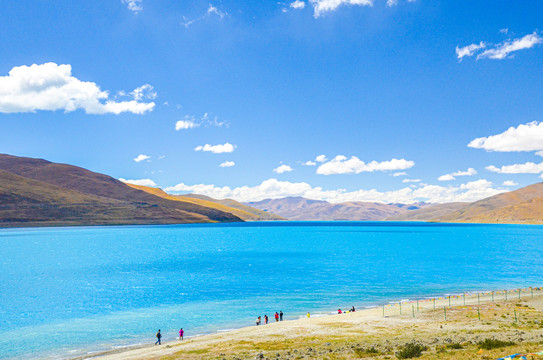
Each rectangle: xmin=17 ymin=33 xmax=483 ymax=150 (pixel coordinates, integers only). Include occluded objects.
xmin=433 ymin=298 xmax=436 ymax=310
xmin=514 ymin=309 xmax=517 ymax=322
xmin=492 ymin=292 xmax=494 ymax=302
xmin=478 ymin=307 xmax=480 ymax=321
xmin=443 ymin=306 xmax=447 ymax=321
xmin=448 ymin=296 xmax=451 ymax=308
xmin=412 ymin=305 xmax=415 ymax=318
xmin=532 ymin=287 xmax=534 ymax=299
xmin=505 ymin=290 xmax=508 ymax=301
xmin=478 ymin=293 xmax=480 ymax=306
xmin=518 ymin=289 xmax=521 ymax=300
xmin=417 ymin=299 xmax=419 ymax=313
xmin=463 ymin=293 xmax=466 ymax=305
xmin=400 ymin=302 xmax=402 ymax=315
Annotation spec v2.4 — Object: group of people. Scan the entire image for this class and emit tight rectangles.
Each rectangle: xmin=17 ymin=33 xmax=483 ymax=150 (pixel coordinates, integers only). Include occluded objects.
xmin=338 ymin=306 xmax=356 ymax=314
xmin=154 ymin=328 xmax=184 ymax=345
xmin=256 ymin=311 xmax=283 ymax=325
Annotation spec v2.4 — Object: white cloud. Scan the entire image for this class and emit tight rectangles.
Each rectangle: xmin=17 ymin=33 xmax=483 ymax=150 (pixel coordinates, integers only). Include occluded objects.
xmin=438 ymin=168 xmax=477 ymax=181
xmin=402 ymin=178 xmax=421 ymax=183
xmin=119 ymin=178 xmax=157 ymax=187
xmin=393 ymin=172 xmax=407 ymax=177
xmin=290 ymin=1 xmax=306 ymax=9
xmin=500 ymin=28 xmax=509 ymax=34
xmin=121 ymin=0 xmax=142 ymax=13
xmin=302 ymin=161 xmax=317 ymax=166
xmin=219 ymin=161 xmax=235 ymax=168
xmin=134 ymin=154 xmax=151 ymax=162
xmin=315 ymin=155 xmax=328 ymax=163
xmin=195 ymin=143 xmax=236 ymax=154
xmin=386 ymin=0 xmax=398 ymax=7
xmin=468 ymin=121 xmax=543 ymax=152
xmin=486 ymin=161 xmax=543 ymax=174
xmin=456 ymin=42 xmax=485 ymax=60
xmin=274 ymin=165 xmax=294 ymax=174
xmin=457 ymin=32 xmax=542 ymax=61
xmin=502 ymin=180 xmax=518 ymax=186
xmin=536 ymin=151 xmax=543 ymax=157
xmin=182 ymin=4 xmax=228 ymax=27
xmin=131 ymin=84 xmax=156 ymax=101
xmin=0 ymin=63 xmax=155 ymax=115
xmin=175 ymin=117 xmax=199 ymax=130
xmin=309 ymin=0 xmax=373 ymax=18
xmin=316 ymin=155 xmax=414 ymax=175
xmin=478 ymin=32 xmax=542 ymax=60
xmin=165 ymin=178 xmax=504 ymax=204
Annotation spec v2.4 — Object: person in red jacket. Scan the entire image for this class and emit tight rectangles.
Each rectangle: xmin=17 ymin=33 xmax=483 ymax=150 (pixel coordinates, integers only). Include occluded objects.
xmin=179 ymin=328 xmax=184 ymax=340
xmin=274 ymin=312 xmax=279 ymax=322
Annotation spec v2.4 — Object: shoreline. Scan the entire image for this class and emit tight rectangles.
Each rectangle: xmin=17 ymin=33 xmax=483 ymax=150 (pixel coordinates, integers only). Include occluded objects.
xmin=71 ymin=286 xmax=543 ymax=360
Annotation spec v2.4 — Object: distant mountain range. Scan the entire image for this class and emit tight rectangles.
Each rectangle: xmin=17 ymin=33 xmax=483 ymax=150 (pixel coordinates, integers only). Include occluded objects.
xmin=247 ymin=184 xmax=543 ymax=224
xmin=245 ymin=197 xmax=429 ymax=221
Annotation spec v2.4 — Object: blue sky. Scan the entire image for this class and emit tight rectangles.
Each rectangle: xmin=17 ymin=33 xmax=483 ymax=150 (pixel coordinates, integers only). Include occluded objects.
xmin=0 ymin=0 xmax=542 ymax=203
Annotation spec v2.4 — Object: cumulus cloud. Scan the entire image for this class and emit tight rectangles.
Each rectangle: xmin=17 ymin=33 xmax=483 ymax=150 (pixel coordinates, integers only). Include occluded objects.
xmin=456 ymin=42 xmax=485 ymax=60
xmin=302 ymin=161 xmax=317 ymax=166
xmin=502 ymin=180 xmax=518 ymax=186
xmin=165 ymin=178 xmax=504 ymax=204
xmin=121 ymin=0 xmax=142 ymax=13
xmin=316 ymin=155 xmax=414 ymax=175
xmin=290 ymin=0 xmax=306 ymax=9
xmin=119 ymin=178 xmax=157 ymax=187
xmin=219 ymin=161 xmax=235 ymax=168
xmin=393 ymin=172 xmax=407 ymax=177
xmin=130 ymin=84 xmax=156 ymax=101
xmin=0 ymin=63 xmax=155 ymax=115
xmin=195 ymin=143 xmax=236 ymax=154
xmin=486 ymin=162 xmax=543 ymax=174
xmin=315 ymin=155 xmax=328 ymax=163
xmin=309 ymin=0 xmax=373 ymax=18
xmin=274 ymin=165 xmax=293 ymax=174
xmin=438 ymin=168 xmax=477 ymax=181
xmin=457 ymin=32 xmax=542 ymax=61
xmin=175 ymin=116 xmax=200 ymax=130
xmin=134 ymin=154 xmax=151 ymax=162
xmin=468 ymin=121 xmax=543 ymax=152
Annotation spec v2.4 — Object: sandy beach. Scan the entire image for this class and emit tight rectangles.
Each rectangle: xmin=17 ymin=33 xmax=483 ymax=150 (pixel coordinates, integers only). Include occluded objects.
xmin=77 ymin=288 xmax=543 ymax=360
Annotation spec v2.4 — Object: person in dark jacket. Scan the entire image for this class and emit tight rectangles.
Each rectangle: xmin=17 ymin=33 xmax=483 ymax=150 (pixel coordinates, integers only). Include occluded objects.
xmin=155 ymin=329 xmax=162 ymax=345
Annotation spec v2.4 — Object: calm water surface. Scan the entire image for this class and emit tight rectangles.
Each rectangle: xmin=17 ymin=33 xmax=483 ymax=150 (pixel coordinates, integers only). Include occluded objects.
xmin=1 ymin=222 xmax=542 ymax=359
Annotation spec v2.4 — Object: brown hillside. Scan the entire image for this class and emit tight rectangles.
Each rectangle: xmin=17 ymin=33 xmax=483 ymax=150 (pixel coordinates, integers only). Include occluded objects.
xmin=0 ymin=154 xmax=241 ymax=224
xmin=0 ymin=170 xmax=210 ymax=227
xmin=386 ymin=202 xmax=468 ymax=221
xmin=436 ymin=183 xmax=543 ymax=223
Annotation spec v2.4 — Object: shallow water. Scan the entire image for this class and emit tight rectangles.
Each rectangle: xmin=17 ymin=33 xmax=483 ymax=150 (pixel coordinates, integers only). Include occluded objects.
xmin=1 ymin=222 xmax=542 ymax=359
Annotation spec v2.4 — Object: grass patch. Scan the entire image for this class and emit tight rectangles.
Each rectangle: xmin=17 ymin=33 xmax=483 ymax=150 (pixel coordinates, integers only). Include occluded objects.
xmin=445 ymin=343 xmax=463 ymax=349
xmin=396 ymin=343 xmax=428 ymax=359
xmin=478 ymin=338 xmax=516 ymax=350
xmin=354 ymin=346 xmax=379 ymax=357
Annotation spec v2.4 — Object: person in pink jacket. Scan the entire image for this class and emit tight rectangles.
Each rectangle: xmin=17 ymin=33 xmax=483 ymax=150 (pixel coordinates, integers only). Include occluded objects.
xmin=179 ymin=328 xmax=184 ymax=340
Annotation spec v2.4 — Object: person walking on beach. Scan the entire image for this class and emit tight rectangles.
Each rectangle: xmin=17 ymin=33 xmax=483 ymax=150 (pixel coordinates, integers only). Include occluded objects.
xmin=307 ymin=312 xmax=310 ymax=318
xmin=274 ymin=312 xmax=279 ymax=322
xmin=256 ymin=316 xmax=261 ymax=326
xmin=279 ymin=311 xmax=283 ymax=321
xmin=179 ymin=328 xmax=184 ymax=340
xmin=155 ymin=329 xmax=162 ymax=345
xmin=265 ymin=314 xmax=268 ymax=324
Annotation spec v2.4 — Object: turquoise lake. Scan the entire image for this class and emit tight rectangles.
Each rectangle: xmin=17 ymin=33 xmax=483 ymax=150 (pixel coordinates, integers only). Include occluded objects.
xmin=1 ymin=222 xmax=542 ymax=359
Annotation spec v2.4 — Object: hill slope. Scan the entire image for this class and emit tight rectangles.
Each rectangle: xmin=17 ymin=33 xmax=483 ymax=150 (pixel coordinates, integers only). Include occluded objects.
xmin=435 ymin=183 xmax=543 ymax=224
xmin=0 ymin=154 xmax=242 ymax=227
xmin=245 ymin=197 xmax=420 ymax=221
xmin=386 ymin=202 xmax=468 ymax=221
xmin=127 ymin=185 xmax=285 ymax=221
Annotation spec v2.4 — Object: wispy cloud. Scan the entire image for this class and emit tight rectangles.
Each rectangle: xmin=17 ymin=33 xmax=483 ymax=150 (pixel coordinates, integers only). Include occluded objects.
xmin=302 ymin=161 xmax=317 ymax=166
xmin=393 ymin=172 xmax=407 ymax=177
xmin=0 ymin=63 xmax=155 ymax=114
xmin=309 ymin=0 xmax=373 ymax=18
xmin=274 ymin=165 xmax=293 ymax=174
xmin=195 ymin=143 xmax=236 ymax=154
xmin=290 ymin=1 xmax=306 ymax=9
xmin=468 ymin=121 xmax=543 ymax=152
xmin=438 ymin=168 xmax=477 ymax=181
xmin=165 ymin=178 xmax=504 ymax=204
xmin=133 ymin=154 xmax=151 ymax=162
xmin=457 ymin=32 xmax=542 ymax=61
xmin=316 ymin=155 xmax=414 ymax=175
xmin=121 ymin=0 xmax=142 ymax=13
xmin=175 ymin=113 xmax=228 ymax=130
xmin=502 ymin=180 xmax=518 ymax=186
xmin=182 ymin=4 xmax=228 ymax=28
xmin=402 ymin=178 xmax=421 ymax=183
xmin=176 ymin=117 xmax=200 ymax=130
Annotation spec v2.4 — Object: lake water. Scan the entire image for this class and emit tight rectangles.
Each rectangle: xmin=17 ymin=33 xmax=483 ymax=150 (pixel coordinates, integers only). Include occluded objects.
xmin=1 ymin=222 xmax=542 ymax=359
